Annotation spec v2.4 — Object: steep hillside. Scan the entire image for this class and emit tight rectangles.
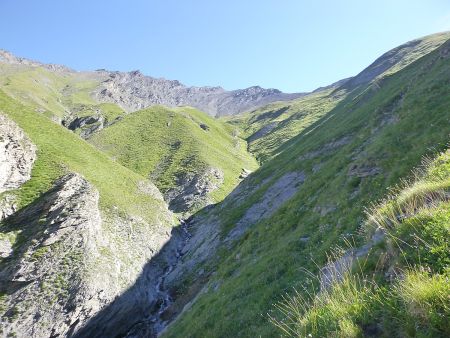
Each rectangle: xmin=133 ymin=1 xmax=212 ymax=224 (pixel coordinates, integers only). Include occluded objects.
xmin=0 ymin=54 xmax=125 ymax=137
xmin=156 ymin=36 xmax=450 ymax=337
xmin=0 ymin=53 xmax=260 ymax=215
xmin=272 ymin=148 xmax=450 ymax=337
xmin=228 ymin=32 xmax=450 ymax=163
xmin=0 ymin=90 xmax=177 ymax=337
xmin=89 ymin=106 xmax=258 ymax=215
xmin=226 ymin=87 xmax=346 ymax=163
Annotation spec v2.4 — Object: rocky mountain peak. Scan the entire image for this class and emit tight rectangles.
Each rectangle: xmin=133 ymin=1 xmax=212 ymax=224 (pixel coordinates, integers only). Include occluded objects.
xmin=93 ymin=71 xmax=304 ymax=116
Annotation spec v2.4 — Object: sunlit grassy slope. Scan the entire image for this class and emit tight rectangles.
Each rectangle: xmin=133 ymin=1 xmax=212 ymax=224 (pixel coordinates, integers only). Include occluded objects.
xmin=0 ymin=90 xmax=169 ymax=224
xmin=225 ymin=88 xmax=346 ymax=163
xmin=163 ymin=36 xmax=450 ymax=338
xmin=271 ymin=149 xmax=450 ymax=337
xmin=0 ymin=62 xmax=125 ymax=127
xmin=226 ymin=31 xmax=450 ymax=164
xmin=89 ymin=106 xmax=258 ymax=208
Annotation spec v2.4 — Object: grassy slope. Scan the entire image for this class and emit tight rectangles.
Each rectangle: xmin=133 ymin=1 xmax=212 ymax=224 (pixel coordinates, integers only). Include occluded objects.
xmin=225 ymin=88 xmax=346 ymax=163
xmin=0 ymin=90 xmax=169 ymax=225
xmin=89 ymin=106 xmax=258 ymax=206
xmin=227 ymin=32 xmax=450 ymax=164
xmin=272 ymin=149 xmax=450 ymax=337
xmin=0 ymin=63 xmax=125 ymax=125
xmin=0 ymin=62 xmax=259 ymax=211
xmin=163 ymin=38 xmax=450 ymax=337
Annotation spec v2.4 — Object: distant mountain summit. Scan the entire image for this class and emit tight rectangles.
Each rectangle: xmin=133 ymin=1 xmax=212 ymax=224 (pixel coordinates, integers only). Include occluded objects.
xmin=92 ymin=69 xmax=305 ymax=116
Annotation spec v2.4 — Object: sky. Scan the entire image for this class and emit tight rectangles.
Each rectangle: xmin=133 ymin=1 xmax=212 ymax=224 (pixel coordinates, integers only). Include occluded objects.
xmin=1 ymin=0 xmax=450 ymax=92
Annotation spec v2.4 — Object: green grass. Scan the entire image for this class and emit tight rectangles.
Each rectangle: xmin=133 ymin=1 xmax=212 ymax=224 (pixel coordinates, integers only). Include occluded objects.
xmin=1 ymin=32 xmax=449 ymax=338
xmin=270 ymin=149 xmax=450 ymax=337
xmin=225 ymin=31 xmax=450 ymax=164
xmin=225 ymin=87 xmax=346 ymax=163
xmin=0 ymin=62 xmax=125 ymax=129
xmin=163 ymin=37 xmax=450 ymax=338
xmin=0 ymin=90 xmax=171 ymax=225
xmin=89 ymin=105 xmax=258 ymax=212
xmin=0 ymin=64 xmax=100 ymax=118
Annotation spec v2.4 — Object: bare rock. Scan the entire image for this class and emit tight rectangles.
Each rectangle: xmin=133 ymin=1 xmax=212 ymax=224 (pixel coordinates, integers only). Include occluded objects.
xmin=239 ymin=168 xmax=252 ymax=179
xmin=319 ymin=227 xmax=386 ymax=289
xmin=63 ymin=114 xmax=105 ymax=139
xmin=226 ymin=171 xmax=306 ymax=241
xmin=0 ymin=173 xmax=103 ymax=337
xmin=0 ymin=172 xmax=175 ymax=337
xmin=92 ymin=71 xmax=305 ymax=116
xmin=0 ymin=194 xmax=17 ymax=222
xmin=348 ymin=164 xmax=382 ymax=177
xmin=298 ymin=135 xmax=352 ymax=161
xmin=0 ymin=114 xmax=36 ymax=193
xmin=164 ymin=167 xmax=224 ymax=214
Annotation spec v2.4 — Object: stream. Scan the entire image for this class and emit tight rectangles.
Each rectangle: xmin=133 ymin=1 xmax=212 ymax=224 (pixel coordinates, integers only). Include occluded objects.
xmin=124 ymin=219 xmax=192 ymax=338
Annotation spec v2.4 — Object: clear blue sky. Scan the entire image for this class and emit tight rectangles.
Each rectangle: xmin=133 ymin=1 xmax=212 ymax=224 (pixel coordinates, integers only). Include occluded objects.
xmin=1 ymin=0 xmax=450 ymax=92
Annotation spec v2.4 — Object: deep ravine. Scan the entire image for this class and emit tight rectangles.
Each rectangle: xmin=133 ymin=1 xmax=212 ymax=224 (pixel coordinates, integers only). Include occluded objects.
xmin=124 ymin=219 xmax=192 ymax=338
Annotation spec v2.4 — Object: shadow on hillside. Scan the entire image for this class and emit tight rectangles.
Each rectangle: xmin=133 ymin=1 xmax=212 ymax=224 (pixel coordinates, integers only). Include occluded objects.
xmin=73 ymin=201 xmax=227 ymax=337
xmin=74 ymin=170 xmax=261 ymax=338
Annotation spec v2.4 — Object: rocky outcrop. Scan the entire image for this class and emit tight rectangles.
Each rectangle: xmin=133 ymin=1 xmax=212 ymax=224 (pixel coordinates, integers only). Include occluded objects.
xmin=347 ymin=164 xmax=382 ymax=177
xmin=298 ymin=135 xmax=353 ymax=161
xmin=0 ymin=173 xmax=102 ymax=337
xmin=0 ymin=173 xmax=176 ymax=338
xmin=93 ymin=70 xmax=304 ymax=116
xmin=0 ymin=194 xmax=18 ymax=223
xmin=63 ymin=114 xmax=106 ymax=139
xmin=319 ymin=227 xmax=386 ymax=289
xmin=226 ymin=171 xmax=306 ymax=241
xmin=0 ymin=49 xmax=73 ymax=73
xmin=0 ymin=114 xmax=36 ymax=194
xmin=164 ymin=167 xmax=224 ymax=214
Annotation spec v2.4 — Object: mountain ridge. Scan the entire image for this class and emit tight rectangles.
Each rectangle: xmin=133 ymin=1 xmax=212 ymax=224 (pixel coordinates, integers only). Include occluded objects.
xmin=0 ymin=49 xmax=305 ymax=117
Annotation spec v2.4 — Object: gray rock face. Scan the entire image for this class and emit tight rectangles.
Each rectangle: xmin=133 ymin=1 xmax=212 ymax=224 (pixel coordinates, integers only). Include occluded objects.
xmin=0 ymin=173 xmax=175 ymax=338
xmin=0 ymin=114 xmax=36 ymax=194
xmin=93 ymin=70 xmax=304 ymax=116
xmin=226 ymin=171 xmax=306 ymax=241
xmin=164 ymin=167 xmax=224 ymax=215
xmin=0 ymin=49 xmax=73 ymax=73
xmin=347 ymin=164 xmax=382 ymax=178
xmin=63 ymin=114 xmax=106 ymax=139
xmin=319 ymin=227 xmax=386 ymax=289
xmin=0 ymin=194 xmax=17 ymax=223
xmin=0 ymin=173 xmax=102 ymax=337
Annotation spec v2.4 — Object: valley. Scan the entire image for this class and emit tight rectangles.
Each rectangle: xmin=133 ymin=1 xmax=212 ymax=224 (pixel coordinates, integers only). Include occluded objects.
xmin=0 ymin=31 xmax=449 ymax=338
